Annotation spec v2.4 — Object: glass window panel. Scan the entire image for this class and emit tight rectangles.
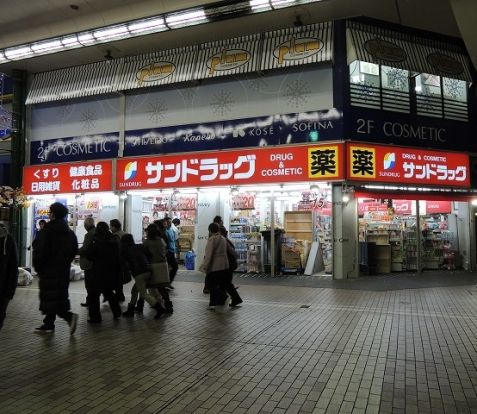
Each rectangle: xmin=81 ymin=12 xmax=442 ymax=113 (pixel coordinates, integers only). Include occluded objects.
xmin=349 ymin=60 xmax=379 ymax=87
xmin=443 ymin=77 xmax=467 ymax=102
xmin=381 ymin=66 xmax=409 ymax=92
xmin=415 ymin=73 xmax=441 ymax=97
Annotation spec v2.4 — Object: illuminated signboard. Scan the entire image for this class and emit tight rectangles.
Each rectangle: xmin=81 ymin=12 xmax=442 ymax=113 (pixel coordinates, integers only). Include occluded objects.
xmin=116 ymin=144 xmax=345 ymax=190
xmin=23 ymin=161 xmax=113 ymax=194
xmin=347 ymin=143 xmax=470 ymax=188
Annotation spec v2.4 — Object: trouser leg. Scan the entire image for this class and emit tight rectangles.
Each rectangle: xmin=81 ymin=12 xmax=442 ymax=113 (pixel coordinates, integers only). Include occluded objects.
xmin=43 ymin=313 xmax=56 ymax=328
xmin=104 ymin=289 xmax=121 ymax=318
xmin=0 ymin=297 xmax=10 ymax=331
xmin=88 ymin=290 xmax=102 ymax=321
xmin=134 ymin=273 xmax=157 ymax=307
xmin=167 ymin=252 xmax=178 ymax=282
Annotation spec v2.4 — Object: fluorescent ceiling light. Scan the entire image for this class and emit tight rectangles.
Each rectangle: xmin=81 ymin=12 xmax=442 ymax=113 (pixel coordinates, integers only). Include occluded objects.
xmin=31 ymin=39 xmax=63 ymax=52
xmin=166 ymin=9 xmax=207 ymax=28
xmin=272 ymin=0 xmax=297 ymax=8
xmin=250 ymin=0 xmax=272 ymax=11
xmin=128 ymin=17 xmax=166 ymax=33
xmin=77 ymin=32 xmax=96 ymax=45
xmin=4 ymin=46 xmax=33 ymax=59
xmin=0 ymin=0 xmax=325 ymax=64
xmin=93 ymin=25 xmax=129 ymax=40
xmin=61 ymin=35 xmax=80 ymax=47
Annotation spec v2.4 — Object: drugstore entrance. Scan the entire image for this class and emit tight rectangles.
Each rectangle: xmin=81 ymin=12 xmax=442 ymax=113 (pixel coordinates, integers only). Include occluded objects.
xmin=358 ymin=194 xmax=471 ymax=275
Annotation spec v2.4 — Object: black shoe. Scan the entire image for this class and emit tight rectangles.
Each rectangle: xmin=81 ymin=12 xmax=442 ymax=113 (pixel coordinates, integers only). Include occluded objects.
xmin=229 ymin=298 xmax=243 ymax=307
xmin=165 ymin=301 xmax=173 ymax=314
xmin=34 ymin=325 xmax=54 ymax=333
xmin=154 ymin=303 xmax=166 ymax=319
xmin=122 ymin=304 xmax=135 ymax=318
xmin=203 ymin=288 xmax=209 ymax=294
xmin=80 ymin=302 xmax=88 ymax=307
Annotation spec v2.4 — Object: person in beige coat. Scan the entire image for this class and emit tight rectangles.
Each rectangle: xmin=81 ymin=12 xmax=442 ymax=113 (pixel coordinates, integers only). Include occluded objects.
xmin=199 ymin=222 xmax=229 ymax=309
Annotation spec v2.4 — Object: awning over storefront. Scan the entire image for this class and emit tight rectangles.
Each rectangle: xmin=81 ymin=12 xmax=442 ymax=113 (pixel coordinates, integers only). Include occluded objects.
xmin=26 ymin=21 xmax=333 ymax=105
xmin=26 ymin=61 xmax=117 ymax=105
xmin=261 ymin=21 xmax=333 ymax=71
xmin=195 ymin=34 xmax=261 ymax=79
xmin=116 ymin=46 xmax=197 ymax=91
xmin=347 ymin=21 xmax=473 ymax=82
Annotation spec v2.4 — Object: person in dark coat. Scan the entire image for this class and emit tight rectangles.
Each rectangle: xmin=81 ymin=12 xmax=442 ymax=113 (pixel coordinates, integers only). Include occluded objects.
xmin=219 ymin=226 xmax=243 ymax=307
xmin=32 ymin=202 xmax=78 ymax=334
xmin=85 ymin=221 xmax=122 ymax=323
xmin=0 ymin=223 xmax=19 ymax=331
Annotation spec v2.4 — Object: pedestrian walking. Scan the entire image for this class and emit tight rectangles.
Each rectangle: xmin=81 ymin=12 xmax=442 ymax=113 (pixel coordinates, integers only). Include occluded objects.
xmin=0 ymin=223 xmax=18 ymax=331
xmin=32 ymin=202 xmax=78 ymax=334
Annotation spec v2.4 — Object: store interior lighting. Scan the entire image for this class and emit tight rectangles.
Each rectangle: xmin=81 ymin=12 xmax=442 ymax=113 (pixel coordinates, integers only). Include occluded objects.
xmin=471 ymin=199 xmax=477 ymax=206
xmin=0 ymin=0 xmax=326 ymax=63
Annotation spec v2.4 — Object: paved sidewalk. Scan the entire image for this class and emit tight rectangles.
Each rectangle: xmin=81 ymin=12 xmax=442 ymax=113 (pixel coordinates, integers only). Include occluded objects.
xmin=2 ymin=275 xmax=477 ymax=413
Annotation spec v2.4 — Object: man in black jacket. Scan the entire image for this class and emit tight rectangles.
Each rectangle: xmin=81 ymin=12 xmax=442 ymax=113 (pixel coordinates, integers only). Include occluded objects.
xmin=32 ymin=202 xmax=79 ymax=334
xmin=0 ymin=223 xmax=18 ymax=331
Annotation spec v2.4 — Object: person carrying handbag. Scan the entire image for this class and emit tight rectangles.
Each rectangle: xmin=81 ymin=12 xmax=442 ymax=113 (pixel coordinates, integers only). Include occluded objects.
xmin=199 ymin=222 xmax=229 ymax=310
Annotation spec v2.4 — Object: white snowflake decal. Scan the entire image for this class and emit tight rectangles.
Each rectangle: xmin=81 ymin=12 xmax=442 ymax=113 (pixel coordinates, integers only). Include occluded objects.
xmin=58 ymin=105 xmax=73 ymax=122
xmin=386 ymin=68 xmax=408 ymax=90
xmin=180 ymin=87 xmax=198 ymax=105
xmin=248 ymin=77 xmax=268 ymax=93
xmin=444 ymin=78 xmax=464 ymax=100
xmin=80 ymin=109 xmax=97 ymax=131
xmin=283 ymin=79 xmax=310 ymax=108
xmin=147 ymin=99 xmax=168 ymax=123
xmin=210 ymin=90 xmax=235 ymax=116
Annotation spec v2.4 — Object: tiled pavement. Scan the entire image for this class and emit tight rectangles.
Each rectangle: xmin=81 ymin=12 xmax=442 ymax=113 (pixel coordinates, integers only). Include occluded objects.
xmin=2 ymin=272 xmax=477 ymax=413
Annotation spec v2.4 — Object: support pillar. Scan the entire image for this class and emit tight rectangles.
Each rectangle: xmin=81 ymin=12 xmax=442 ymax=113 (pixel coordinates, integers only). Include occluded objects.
xmin=332 ymin=184 xmax=359 ymax=279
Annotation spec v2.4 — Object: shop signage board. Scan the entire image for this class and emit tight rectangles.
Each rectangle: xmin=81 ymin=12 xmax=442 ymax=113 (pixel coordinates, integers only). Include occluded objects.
xmin=347 ymin=143 xmax=470 ymax=188
xmin=30 ymin=133 xmax=120 ymax=165
xmin=346 ymin=107 xmax=475 ymax=152
xmin=116 ymin=143 xmax=345 ymax=190
xmin=425 ymin=200 xmax=452 ymax=214
xmin=152 ymin=194 xmax=198 ymax=211
xmin=124 ymin=109 xmax=342 ymax=157
xmin=232 ymin=194 xmax=255 ymax=210
xmin=23 ymin=160 xmax=113 ymax=194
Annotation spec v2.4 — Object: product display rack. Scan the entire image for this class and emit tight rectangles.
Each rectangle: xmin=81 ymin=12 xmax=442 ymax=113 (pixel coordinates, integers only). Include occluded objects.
xmin=229 ymin=219 xmax=261 ymax=272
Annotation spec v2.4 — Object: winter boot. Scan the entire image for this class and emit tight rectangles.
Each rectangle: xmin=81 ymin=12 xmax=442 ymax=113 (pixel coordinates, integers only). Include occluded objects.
xmin=165 ymin=300 xmax=173 ymax=314
xmin=122 ymin=304 xmax=135 ymax=317
xmin=135 ymin=298 xmax=144 ymax=313
xmin=154 ymin=302 xmax=166 ymax=319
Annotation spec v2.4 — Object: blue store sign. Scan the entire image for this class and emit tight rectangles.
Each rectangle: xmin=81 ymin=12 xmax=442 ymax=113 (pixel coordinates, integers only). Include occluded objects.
xmin=124 ymin=109 xmax=343 ymax=157
xmin=30 ymin=133 xmax=120 ymax=165
xmin=345 ymin=108 xmax=475 ymax=152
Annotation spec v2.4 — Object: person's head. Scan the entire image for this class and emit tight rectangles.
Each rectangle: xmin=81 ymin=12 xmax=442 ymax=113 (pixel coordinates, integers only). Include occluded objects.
xmin=165 ymin=217 xmax=172 ymax=228
xmin=38 ymin=219 xmax=46 ymax=230
xmin=213 ymin=215 xmax=223 ymax=226
xmin=120 ymin=233 xmax=135 ymax=246
xmin=49 ymin=202 xmax=68 ymax=220
xmin=109 ymin=219 xmax=122 ymax=233
xmin=208 ymin=222 xmax=220 ymax=235
xmin=219 ymin=225 xmax=228 ymax=238
xmin=95 ymin=221 xmax=110 ymax=236
xmin=84 ymin=216 xmax=95 ymax=231
xmin=152 ymin=211 xmax=159 ymax=219
xmin=172 ymin=218 xmax=180 ymax=226
xmin=146 ymin=223 xmax=160 ymax=240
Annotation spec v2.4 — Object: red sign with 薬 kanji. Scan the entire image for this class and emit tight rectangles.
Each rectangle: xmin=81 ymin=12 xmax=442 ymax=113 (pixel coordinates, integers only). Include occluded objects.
xmin=23 ymin=161 xmax=113 ymax=194
xmin=347 ymin=143 xmax=470 ymax=188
